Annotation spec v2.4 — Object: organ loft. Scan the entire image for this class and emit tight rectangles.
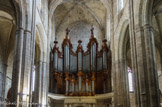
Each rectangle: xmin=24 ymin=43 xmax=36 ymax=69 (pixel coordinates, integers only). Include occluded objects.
xmin=49 ymin=28 xmax=112 ymax=96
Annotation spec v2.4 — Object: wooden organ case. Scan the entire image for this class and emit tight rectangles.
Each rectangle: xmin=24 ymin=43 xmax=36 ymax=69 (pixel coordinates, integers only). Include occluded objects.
xmin=49 ymin=28 xmax=112 ymax=96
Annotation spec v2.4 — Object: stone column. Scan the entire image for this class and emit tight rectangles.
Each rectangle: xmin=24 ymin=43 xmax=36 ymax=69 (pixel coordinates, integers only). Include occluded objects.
xmin=114 ymin=60 xmax=129 ymax=107
xmin=132 ymin=25 xmax=160 ymax=107
xmin=33 ymin=61 xmax=43 ymax=106
xmin=40 ymin=62 xmax=48 ymax=106
xmin=46 ymin=17 xmax=53 ymax=107
xmin=10 ymin=28 xmax=32 ymax=107
xmin=128 ymin=0 xmax=160 ymax=106
xmin=10 ymin=28 xmax=24 ymax=106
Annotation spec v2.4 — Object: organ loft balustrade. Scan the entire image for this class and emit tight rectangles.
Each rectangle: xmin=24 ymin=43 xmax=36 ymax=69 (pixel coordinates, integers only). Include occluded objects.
xmin=49 ymin=28 xmax=112 ymax=96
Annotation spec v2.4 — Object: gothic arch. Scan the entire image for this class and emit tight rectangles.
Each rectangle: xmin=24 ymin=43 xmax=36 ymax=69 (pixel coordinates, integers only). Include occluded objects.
xmin=12 ymin=0 xmax=37 ymax=30
xmin=11 ymin=0 xmax=25 ymax=28
xmin=49 ymin=0 xmax=112 ymax=42
xmin=49 ymin=0 xmax=112 ymax=19
xmin=36 ymin=24 xmax=47 ymax=62
xmin=0 ymin=6 xmax=16 ymax=20
xmin=35 ymin=31 xmax=42 ymax=62
xmin=118 ymin=20 xmax=129 ymax=61
xmin=35 ymin=27 xmax=43 ymax=62
xmin=134 ymin=0 xmax=153 ymax=26
xmin=153 ymin=0 xmax=162 ymax=13
xmin=113 ymin=19 xmax=131 ymax=107
xmin=32 ymin=24 xmax=49 ymax=106
xmin=55 ymin=4 xmax=104 ymax=32
xmin=142 ymin=0 xmax=153 ymax=25
xmin=114 ymin=19 xmax=129 ymax=61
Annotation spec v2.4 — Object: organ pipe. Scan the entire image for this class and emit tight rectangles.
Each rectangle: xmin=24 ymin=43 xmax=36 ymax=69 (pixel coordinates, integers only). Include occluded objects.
xmin=50 ymin=28 xmax=112 ymax=96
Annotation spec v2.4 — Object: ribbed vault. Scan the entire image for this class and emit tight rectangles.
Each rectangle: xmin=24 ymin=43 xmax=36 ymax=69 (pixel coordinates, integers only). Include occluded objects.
xmin=50 ymin=0 xmax=112 ymax=51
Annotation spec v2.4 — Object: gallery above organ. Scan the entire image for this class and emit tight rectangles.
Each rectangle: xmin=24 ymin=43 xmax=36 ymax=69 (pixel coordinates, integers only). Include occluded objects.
xmin=49 ymin=28 xmax=112 ymax=96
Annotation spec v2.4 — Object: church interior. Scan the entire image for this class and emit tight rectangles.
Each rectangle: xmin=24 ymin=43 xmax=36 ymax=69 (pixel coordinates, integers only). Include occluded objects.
xmin=0 ymin=0 xmax=162 ymax=107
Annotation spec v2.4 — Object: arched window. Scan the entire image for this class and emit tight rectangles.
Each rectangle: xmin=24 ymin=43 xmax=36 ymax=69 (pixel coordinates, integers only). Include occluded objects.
xmin=128 ymin=67 xmax=134 ymax=92
xmin=118 ymin=0 xmax=124 ymax=11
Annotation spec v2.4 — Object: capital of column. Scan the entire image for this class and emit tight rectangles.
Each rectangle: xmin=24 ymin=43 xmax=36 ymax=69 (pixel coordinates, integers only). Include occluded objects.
xmin=135 ymin=24 xmax=154 ymax=33
xmin=16 ymin=27 xmax=24 ymax=31
xmin=24 ymin=29 xmax=32 ymax=35
xmin=143 ymin=24 xmax=154 ymax=32
xmin=15 ymin=27 xmax=24 ymax=35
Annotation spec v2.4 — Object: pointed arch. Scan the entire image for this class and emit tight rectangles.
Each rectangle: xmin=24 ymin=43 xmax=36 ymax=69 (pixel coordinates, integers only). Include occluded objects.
xmin=36 ymin=23 xmax=47 ymax=62
xmin=134 ymin=0 xmax=154 ymax=26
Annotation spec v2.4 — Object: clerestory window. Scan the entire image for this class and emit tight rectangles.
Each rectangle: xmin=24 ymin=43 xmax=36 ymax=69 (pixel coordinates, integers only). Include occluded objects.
xmin=128 ymin=67 xmax=134 ymax=92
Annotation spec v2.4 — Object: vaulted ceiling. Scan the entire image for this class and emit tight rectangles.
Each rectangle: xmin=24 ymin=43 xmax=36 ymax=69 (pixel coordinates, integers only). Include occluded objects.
xmin=53 ymin=0 xmax=107 ymax=32
xmin=51 ymin=0 xmax=109 ymax=51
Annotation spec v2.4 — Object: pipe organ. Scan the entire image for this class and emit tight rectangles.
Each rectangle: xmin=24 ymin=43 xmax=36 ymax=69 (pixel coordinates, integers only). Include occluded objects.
xmin=50 ymin=28 xmax=112 ymax=96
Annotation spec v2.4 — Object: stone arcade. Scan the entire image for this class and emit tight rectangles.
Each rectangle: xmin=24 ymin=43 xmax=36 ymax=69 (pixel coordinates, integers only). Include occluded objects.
xmin=0 ymin=0 xmax=162 ymax=107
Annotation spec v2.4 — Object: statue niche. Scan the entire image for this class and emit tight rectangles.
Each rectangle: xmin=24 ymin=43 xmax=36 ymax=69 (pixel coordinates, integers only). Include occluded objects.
xmin=49 ymin=28 xmax=112 ymax=96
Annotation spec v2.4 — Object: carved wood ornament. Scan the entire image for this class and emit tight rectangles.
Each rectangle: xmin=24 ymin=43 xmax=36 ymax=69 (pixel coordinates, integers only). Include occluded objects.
xmin=50 ymin=28 xmax=112 ymax=96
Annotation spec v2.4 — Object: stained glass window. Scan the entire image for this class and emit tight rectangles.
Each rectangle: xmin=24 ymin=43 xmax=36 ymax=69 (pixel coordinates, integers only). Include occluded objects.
xmin=128 ymin=67 xmax=134 ymax=92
